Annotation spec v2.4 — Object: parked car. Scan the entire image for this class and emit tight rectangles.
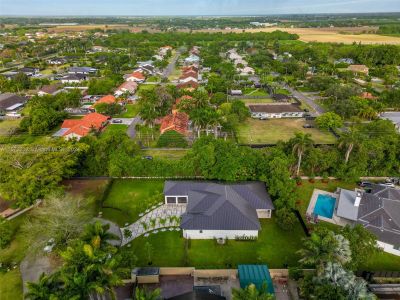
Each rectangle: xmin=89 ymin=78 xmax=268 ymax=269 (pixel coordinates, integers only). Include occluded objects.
xmin=303 ymin=124 xmax=314 ymax=128
xmin=142 ymin=156 xmax=153 ymax=160
xmin=259 ymin=116 xmax=268 ymax=120
xmin=358 ymin=181 xmax=373 ymax=187
xmin=112 ymin=119 xmax=123 ymax=123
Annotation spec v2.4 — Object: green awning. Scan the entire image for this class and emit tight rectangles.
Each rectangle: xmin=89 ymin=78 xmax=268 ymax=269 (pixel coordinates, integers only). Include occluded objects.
xmin=238 ymin=264 xmax=274 ymax=294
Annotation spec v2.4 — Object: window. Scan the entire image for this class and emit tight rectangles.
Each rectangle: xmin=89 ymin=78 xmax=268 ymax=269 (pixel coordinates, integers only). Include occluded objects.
xmin=177 ymin=196 xmax=187 ymax=204
xmin=166 ymin=197 xmax=176 ymax=204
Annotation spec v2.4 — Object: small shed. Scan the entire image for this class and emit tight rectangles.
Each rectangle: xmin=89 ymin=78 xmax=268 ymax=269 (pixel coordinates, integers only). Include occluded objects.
xmin=238 ymin=265 xmax=274 ymax=294
xmin=131 ymin=267 xmax=160 ymax=284
xmin=230 ymin=90 xmax=243 ymax=96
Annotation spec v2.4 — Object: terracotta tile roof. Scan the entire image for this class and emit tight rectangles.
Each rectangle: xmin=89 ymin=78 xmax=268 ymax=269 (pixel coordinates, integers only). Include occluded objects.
xmin=116 ymin=81 xmax=138 ymax=92
xmin=177 ymin=80 xmax=199 ymax=90
xmin=127 ymin=71 xmax=145 ymax=80
xmin=182 ymin=66 xmax=198 ymax=72
xmin=160 ymin=111 xmax=189 ymax=135
xmin=176 ymin=95 xmax=193 ymax=105
xmin=360 ymin=92 xmax=377 ymax=100
xmin=62 ymin=112 xmax=109 ymax=137
xmin=348 ymin=64 xmax=369 ymax=73
xmin=94 ymin=95 xmax=116 ymax=106
xmin=180 ymin=70 xmax=198 ymax=79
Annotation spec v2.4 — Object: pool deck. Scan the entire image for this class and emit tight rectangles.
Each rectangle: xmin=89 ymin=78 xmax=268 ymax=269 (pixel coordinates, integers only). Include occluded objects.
xmin=307 ymin=189 xmax=351 ymax=227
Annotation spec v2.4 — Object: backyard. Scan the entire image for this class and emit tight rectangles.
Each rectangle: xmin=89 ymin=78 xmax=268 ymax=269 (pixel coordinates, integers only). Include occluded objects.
xmin=236 ymin=118 xmax=336 ymax=145
xmin=127 ymin=217 xmax=305 ymax=269
xmin=115 ymin=104 xmax=139 ymax=118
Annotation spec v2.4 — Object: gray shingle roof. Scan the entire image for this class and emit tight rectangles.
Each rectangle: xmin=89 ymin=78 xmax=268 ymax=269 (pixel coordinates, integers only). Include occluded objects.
xmin=357 ymin=185 xmax=400 ymax=246
xmin=164 ymin=181 xmax=274 ymax=231
xmin=0 ymin=93 xmax=27 ymax=110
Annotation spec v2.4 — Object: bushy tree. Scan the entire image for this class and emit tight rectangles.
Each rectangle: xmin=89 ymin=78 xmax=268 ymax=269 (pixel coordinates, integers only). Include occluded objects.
xmin=316 ymin=112 xmax=343 ymax=131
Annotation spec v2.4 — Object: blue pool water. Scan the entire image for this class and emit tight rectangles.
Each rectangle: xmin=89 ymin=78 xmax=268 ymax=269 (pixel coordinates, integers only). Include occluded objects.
xmin=313 ymin=194 xmax=336 ymax=219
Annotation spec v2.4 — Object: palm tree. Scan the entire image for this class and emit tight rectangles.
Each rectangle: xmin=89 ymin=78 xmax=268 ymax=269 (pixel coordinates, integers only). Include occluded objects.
xmin=338 ymin=129 xmax=360 ymax=164
xmin=291 ymin=132 xmax=314 ymax=176
xmin=232 ymin=283 xmax=274 ymax=300
xmin=81 ymin=221 xmax=119 ymax=250
xmin=26 ymin=273 xmax=60 ymax=300
xmin=135 ymin=287 xmax=161 ymax=300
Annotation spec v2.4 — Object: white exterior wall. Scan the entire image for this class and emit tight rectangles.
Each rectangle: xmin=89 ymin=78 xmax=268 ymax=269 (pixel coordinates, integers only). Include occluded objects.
xmin=377 ymin=241 xmax=400 ymax=256
xmin=256 ymin=209 xmax=272 ymax=218
xmin=251 ymin=112 xmax=303 ymax=119
xmin=64 ymin=133 xmax=83 ymax=141
xmin=183 ymin=229 xmax=258 ymax=240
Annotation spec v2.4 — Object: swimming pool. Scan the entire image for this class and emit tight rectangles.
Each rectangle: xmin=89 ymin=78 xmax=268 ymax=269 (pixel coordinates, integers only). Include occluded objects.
xmin=313 ymin=194 xmax=336 ymax=219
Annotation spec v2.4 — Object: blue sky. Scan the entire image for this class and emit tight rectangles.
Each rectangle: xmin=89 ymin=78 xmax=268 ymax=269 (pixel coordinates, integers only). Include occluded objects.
xmin=1 ymin=0 xmax=399 ymax=16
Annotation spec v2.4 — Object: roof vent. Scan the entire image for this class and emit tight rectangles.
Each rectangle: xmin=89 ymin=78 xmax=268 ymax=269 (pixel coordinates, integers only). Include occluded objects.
xmin=354 ymin=191 xmax=362 ymax=207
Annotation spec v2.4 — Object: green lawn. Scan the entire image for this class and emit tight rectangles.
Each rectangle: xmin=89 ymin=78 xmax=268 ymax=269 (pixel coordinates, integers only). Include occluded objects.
xmin=240 ymin=98 xmax=274 ymax=104
xmin=295 ymin=180 xmax=400 ymax=271
xmin=138 ymin=85 xmax=156 ymax=93
xmin=115 ymin=104 xmax=139 ymax=118
xmin=101 ymin=179 xmax=165 ymax=226
xmin=243 ymin=88 xmax=269 ymax=96
xmin=147 ymin=76 xmax=161 ymax=83
xmin=104 ymin=124 xmax=128 ymax=134
xmin=141 ymin=149 xmax=188 ymax=160
xmin=236 ymin=118 xmax=336 ymax=145
xmin=127 ymin=217 xmax=305 ymax=269
xmin=0 ymin=269 xmax=23 ymax=300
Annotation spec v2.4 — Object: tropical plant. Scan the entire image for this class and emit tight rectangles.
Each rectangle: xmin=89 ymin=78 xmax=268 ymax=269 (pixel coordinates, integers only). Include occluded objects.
xmin=81 ymin=221 xmax=119 ymax=250
xmin=338 ymin=129 xmax=361 ymax=164
xmin=134 ymin=287 xmax=161 ymax=300
xmin=232 ymin=283 xmax=274 ymax=300
xmin=291 ymin=132 xmax=314 ymax=176
xmin=26 ymin=273 xmax=61 ymax=300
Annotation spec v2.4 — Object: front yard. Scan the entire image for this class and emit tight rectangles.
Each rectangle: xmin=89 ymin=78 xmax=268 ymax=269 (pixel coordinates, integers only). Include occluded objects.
xmin=236 ymin=118 xmax=336 ymax=145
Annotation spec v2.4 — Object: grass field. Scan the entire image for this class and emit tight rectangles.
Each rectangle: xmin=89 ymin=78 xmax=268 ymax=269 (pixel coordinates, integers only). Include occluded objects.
xmin=141 ymin=149 xmax=188 ymax=160
xmin=236 ymin=118 xmax=336 ymax=145
xmin=127 ymin=217 xmax=305 ymax=269
xmin=241 ymin=98 xmax=274 ymax=104
xmin=115 ymin=104 xmax=139 ymax=118
xmin=138 ymin=84 xmax=156 ymax=93
xmin=104 ymin=124 xmax=128 ymax=134
xmin=101 ymin=179 xmax=165 ymax=226
xmin=243 ymin=88 xmax=269 ymax=96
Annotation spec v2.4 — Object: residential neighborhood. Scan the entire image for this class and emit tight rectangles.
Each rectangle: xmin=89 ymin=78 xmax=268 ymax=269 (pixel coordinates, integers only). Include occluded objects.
xmin=1 ymin=8 xmax=400 ymax=300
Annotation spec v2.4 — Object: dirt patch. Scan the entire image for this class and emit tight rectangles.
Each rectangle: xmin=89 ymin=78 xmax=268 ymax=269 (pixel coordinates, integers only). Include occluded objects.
xmin=62 ymin=179 xmax=110 ymax=197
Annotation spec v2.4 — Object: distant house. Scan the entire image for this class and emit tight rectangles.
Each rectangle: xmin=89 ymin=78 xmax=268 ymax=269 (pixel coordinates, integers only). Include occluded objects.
xmin=229 ymin=90 xmax=243 ymax=96
xmin=177 ymin=80 xmax=199 ymax=90
xmin=164 ymin=181 xmax=274 ymax=239
xmin=238 ymin=66 xmax=255 ymax=76
xmin=334 ymin=58 xmax=354 ymax=65
xmin=360 ymin=92 xmax=377 ymax=100
xmin=93 ymin=95 xmax=117 ymax=108
xmin=380 ymin=112 xmax=400 ymax=133
xmin=347 ymin=64 xmax=369 ymax=75
xmin=54 ymin=112 xmax=110 ymax=140
xmin=38 ymin=84 xmax=62 ymax=96
xmin=0 ymin=93 xmax=27 ymax=114
xmin=68 ymin=67 xmax=97 ymax=75
xmin=13 ymin=67 xmax=39 ymax=77
xmin=125 ymin=71 xmax=146 ymax=83
xmin=114 ymin=81 xmax=138 ymax=97
xmin=61 ymin=74 xmax=87 ymax=84
xmin=249 ymin=104 xmax=304 ymax=119
xmin=185 ymin=54 xmax=200 ymax=64
xmin=160 ymin=111 xmax=189 ymax=135
xmin=47 ymin=58 xmax=67 ymax=65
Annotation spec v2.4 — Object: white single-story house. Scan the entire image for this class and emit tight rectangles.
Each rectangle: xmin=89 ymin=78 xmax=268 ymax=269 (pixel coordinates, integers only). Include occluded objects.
xmin=163 ymin=181 xmax=274 ymax=240
xmin=61 ymin=74 xmax=87 ymax=84
xmin=249 ymin=104 xmax=304 ymax=119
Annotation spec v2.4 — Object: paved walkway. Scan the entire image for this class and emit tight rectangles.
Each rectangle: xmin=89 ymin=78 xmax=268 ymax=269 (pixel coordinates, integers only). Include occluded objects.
xmin=120 ymin=204 xmax=186 ymax=246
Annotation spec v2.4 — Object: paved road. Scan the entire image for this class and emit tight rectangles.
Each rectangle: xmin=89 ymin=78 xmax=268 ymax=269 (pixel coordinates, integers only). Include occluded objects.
xmin=162 ymin=47 xmax=184 ymax=79
xmin=283 ymin=84 xmax=325 ymax=116
xmin=126 ymin=117 xmax=142 ymax=139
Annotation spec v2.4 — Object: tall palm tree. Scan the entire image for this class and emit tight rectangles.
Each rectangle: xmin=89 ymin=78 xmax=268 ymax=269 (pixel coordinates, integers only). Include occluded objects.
xmin=338 ymin=129 xmax=360 ymax=164
xmin=232 ymin=283 xmax=274 ymax=300
xmin=291 ymin=132 xmax=314 ymax=176
xmin=135 ymin=287 xmax=161 ymax=300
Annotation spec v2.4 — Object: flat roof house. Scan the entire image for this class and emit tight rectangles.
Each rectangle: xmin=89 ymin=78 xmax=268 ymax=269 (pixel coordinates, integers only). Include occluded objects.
xmin=164 ymin=181 xmax=274 ymax=240
xmin=249 ymin=104 xmax=304 ymax=119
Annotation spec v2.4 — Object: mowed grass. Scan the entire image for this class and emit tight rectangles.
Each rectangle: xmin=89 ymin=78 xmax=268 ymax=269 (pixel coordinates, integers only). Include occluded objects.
xmin=104 ymin=124 xmax=128 ymax=134
xmin=295 ymin=180 xmax=400 ymax=271
xmin=0 ymin=269 xmax=23 ymax=300
xmin=141 ymin=149 xmax=188 ymax=160
xmin=128 ymin=217 xmax=305 ymax=269
xmin=115 ymin=104 xmax=139 ymax=118
xmin=101 ymin=179 xmax=165 ymax=226
xmin=236 ymin=118 xmax=336 ymax=145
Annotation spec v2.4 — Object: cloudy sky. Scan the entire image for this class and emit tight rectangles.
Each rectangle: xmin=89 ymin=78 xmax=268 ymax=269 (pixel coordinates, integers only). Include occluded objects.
xmin=1 ymin=0 xmax=399 ymax=16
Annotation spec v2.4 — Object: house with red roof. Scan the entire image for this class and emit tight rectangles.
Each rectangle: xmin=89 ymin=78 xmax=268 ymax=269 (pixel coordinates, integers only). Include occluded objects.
xmin=125 ymin=71 xmax=146 ymax=83
xmin=55 ymin=112 xmax=110 ymax=140
xmin=360 ymin=92 xmax=377 ymax=100
xmin=115 ymin=81 xmax=138 ymax=97
xmin=177 ymin=80 xmax=199 ymax=90
xmin=160 ymin=111 xmax=189 ymax=136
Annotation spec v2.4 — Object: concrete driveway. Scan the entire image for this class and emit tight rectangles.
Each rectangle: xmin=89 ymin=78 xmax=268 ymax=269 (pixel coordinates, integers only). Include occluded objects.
xmin=284 ymin=84 xmax=325 ymax=116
